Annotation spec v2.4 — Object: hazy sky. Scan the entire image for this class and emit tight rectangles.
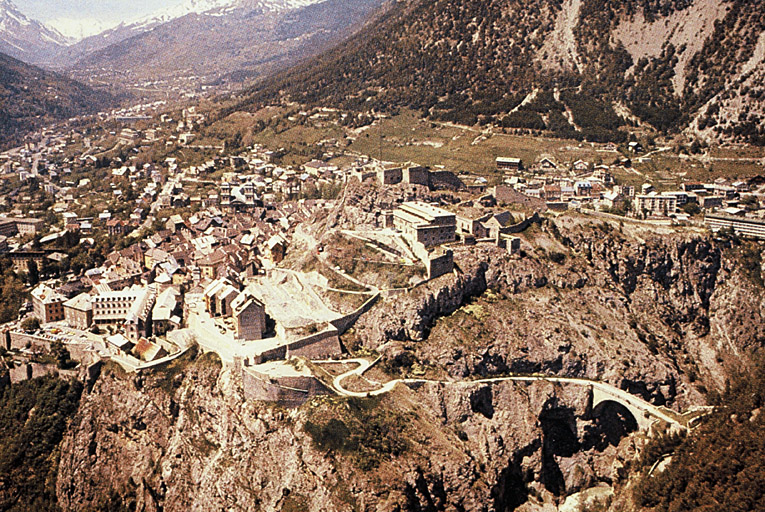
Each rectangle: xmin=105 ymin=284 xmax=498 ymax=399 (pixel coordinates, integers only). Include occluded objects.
xmin=14 ymin=0 xmax=181 ymax=38
xmin=15 ymin=0 xmax=169 ymax=24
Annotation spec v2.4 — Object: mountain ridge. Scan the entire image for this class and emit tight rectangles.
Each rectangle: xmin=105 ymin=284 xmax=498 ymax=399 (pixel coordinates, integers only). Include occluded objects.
xmin=0 ymin=0 xmax=68 ymax=63
xmin=240 ymin=0 xmax=765 ymax=145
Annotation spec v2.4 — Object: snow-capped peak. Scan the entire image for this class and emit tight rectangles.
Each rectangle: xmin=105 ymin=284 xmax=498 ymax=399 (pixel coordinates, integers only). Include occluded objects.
xmin=0 ymin=0 xmax=70 ymax=58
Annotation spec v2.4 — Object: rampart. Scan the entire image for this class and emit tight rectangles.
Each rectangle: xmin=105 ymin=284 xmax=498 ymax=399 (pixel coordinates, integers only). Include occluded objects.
xmin=241 ymin=366 xmax=333 ymax=407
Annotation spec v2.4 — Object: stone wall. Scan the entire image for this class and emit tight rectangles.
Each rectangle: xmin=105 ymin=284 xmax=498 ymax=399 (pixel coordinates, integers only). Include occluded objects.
xmin=9 ymin=331 xmax=51 ymax=351
xmin=411 ymin=239 xmax=454 ymax=279
xmin=330 ymin=293 xmax=380 ymax=334
xmin=499 ymin=212 xmax=542 ymax=235
xmin=8 ymin=362 xmax=59 ymax=383
xmin=286 ymin=328 xmax=342 ymax=360
xmin=241 ymin=368 xmax=332 ymax=407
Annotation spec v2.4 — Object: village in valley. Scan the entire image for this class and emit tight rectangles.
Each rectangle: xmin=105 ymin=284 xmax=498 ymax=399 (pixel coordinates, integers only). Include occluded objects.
xmin=1 ymin=101 xmax=764 ymax=406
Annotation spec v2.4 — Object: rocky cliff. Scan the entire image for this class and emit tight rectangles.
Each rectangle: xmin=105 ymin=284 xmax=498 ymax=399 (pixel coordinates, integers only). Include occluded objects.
xmin=52 ymin=215 xmax=764 ymax=511
xmin=56 ymin=348 xmax=646 ymax=511
xmin=353 ymin=217 xmax=763 ymax=409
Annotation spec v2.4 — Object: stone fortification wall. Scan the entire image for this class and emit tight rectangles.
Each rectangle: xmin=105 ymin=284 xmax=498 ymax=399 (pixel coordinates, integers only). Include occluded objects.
xmin=329 ymin=293 xmax=380 ymax=334
xmin=286 ymin=328 xmax=342 ymax=360
xmin=250 ymin=345 xmax=287 ymax=365
xmin=499 ymin=212 xmax=542 ymax=235
xmin=9 ymin=362 xmax=59 ymax=383
xmin=242 ymin=369 xmax=332 ymax=407
xmin=9 ymin=331 xmax=51 ymax=351
xmin=410 ymin=239 xmax=454 ymax=279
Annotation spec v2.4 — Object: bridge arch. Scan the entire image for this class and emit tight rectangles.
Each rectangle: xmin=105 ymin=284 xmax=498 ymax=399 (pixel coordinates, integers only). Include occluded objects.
xmin=591 ymin=385 xmax=655 ymax=431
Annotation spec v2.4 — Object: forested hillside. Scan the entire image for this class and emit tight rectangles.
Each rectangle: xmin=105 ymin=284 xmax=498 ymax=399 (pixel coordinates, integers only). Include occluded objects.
xmin=0 ymin=52 xmax=113 ymax=147
xmin=242 ymin=0 xmax=765 ymax=144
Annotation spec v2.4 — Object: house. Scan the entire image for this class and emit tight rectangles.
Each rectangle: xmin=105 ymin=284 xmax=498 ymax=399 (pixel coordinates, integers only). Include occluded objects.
xmin=231 ymin=289 xmax=266 ymax=340
xmin=482 ymin=211 xmax=515 ymax=240
xmin=537 ymin=157 xmax=558 ymax=171
xmin=572 ymin=160 xmax=589 ymax=173
xmin=496 ymin=157 xmax=522 ymax=171
xmin=132 ymin=338 xmax=168 ymax=362
xmin=152 ymin=288 xmax=179 ymax=336
xmin=601 ymin=190 xmax=623 ymax=209
xmin=106 ymin=219 xmax=129 ymax=236
xmin=63 ymin=293 xmax=93 ymax=330
xmin=197 ymin=247 xmax=228 ymax=279
xmin=31 ymin=284 xmax=66 ymax=323
xmin=267 ymin=235 xmax=287 ymax=264
xmin=220 ymin=182 xmax=260 ymax=211
xmin=106 ymin=333 xmax=134 ymax=354
xmin=204 ymin=278 xmax=240 ymax=317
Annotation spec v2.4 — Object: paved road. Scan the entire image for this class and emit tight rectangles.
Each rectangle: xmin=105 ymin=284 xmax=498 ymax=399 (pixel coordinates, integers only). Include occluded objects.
xmin=323 ymin=358 xmax=685 ymax=429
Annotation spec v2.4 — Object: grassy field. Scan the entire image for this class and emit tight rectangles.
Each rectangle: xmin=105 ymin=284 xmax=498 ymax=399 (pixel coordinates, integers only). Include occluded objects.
xmin=212 ymin=106 xmax=764 ymax=183
xmin=348 ymin=110 xmax=617 ymax=175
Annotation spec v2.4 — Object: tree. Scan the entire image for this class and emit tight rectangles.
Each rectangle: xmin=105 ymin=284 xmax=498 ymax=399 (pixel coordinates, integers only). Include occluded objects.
xmin=682 ymin=202 xmax=701 ymax=215
xmin=27 ymin=260 xmax=39 ymax=286
xmin=21 ymin=317 xmax=40 ymax=332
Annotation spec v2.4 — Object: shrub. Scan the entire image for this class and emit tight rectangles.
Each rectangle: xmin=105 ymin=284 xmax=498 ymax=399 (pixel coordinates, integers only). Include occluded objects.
xmin=20 ymin=317 xmax=40 ymax=333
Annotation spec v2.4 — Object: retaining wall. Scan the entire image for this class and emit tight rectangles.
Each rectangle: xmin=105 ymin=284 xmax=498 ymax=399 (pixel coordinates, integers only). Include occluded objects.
xmin=286 ymin=329 xmax=342 ymax=360
xmin=330 ymin=293 xmax=380 ymax=334
xmin=242 ymin=369 xmax=332 ymax=407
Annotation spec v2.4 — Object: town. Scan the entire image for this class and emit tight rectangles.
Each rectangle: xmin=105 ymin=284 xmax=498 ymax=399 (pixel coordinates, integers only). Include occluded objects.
xmin=1 ymin=102 xmax=764 ymax=406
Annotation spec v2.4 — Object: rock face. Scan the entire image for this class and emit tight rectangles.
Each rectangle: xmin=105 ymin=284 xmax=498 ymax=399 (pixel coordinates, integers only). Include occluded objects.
xmin=354 ymin=219 xmax=763 ymax=408
xmin=54 ymin=218 xmax=764 ymax=511
xmin=56 ymin=352 xmax=643 ymax=511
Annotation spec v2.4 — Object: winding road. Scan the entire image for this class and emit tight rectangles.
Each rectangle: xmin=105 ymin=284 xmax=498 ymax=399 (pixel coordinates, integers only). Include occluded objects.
xmin=320 ymin=358 xmax=688 ymax=430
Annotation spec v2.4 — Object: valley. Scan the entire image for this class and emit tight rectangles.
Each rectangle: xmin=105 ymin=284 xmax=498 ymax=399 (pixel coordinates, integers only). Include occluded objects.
xmin=0 ymin=0 xmax=764 ymax=511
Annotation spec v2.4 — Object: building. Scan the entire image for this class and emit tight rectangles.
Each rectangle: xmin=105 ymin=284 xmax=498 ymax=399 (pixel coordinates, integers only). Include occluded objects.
xmin=152 ymin=288 xmax=180 ymax=336
xmin=705 ymin=214 xmax=765 ymax=240
xmin=220 ymin=182 xmax=260 ymax=211
xmin=267 ymin=235 xmax=286 ymax=264
xmin=92 ymin=286 xmax=147 ymax=325
xmin=231 ymin=289 xmax=266 ymax=340
xmin=11 ymin=217 xmax=44 ymax=235
xmin=378 ymin=166 xmax=403 ymax=186
xmin=0 ymin=218 xmax=17 ymax=237
xmin=402 ymin=165 xmax=430 ymax=186
xmin=124 ymin=286 xmax=157 ymax=342
xmin=31 ymin=284 xmax=66 ymax=323
xmin=496 ymin=157 xmax=522 ymax=171
xmin=392 ymin=202 xmax=456 ymax=247
xmin=9 ymin=251 xmax=47 ymax=273
xmin=106 ymin=219 xmax=129 ymax=236
xmin=118 ymin=128 xmax=140 ymax=145
xmin=204 ymin=279 xmax=240 ymax=317
xmin=635 ymin=193 xmax=678 ymax=217
xmin=133 ymin=338 xmax=168 ymax=362
xmin=63 ymin=292 xmax=93 ymax=330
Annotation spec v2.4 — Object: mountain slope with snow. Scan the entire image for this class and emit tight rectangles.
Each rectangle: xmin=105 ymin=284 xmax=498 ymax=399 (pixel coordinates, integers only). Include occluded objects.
xmin=0 ymin=0 xmax=69 ymax=63
xmin=64 ymin=0 xmax=385 ymax=91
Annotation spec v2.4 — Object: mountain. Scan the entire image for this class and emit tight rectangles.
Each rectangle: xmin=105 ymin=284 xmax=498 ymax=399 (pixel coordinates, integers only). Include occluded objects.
xmin=64 ymin=0 xmax=386 ymax=88
xmin=242 ymin=0 xmax=765 ymax=145
xmin=0 ymin=51 xmax=113 ymax=147
xmin=0 ymin=0 xmax=69 ymax=64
